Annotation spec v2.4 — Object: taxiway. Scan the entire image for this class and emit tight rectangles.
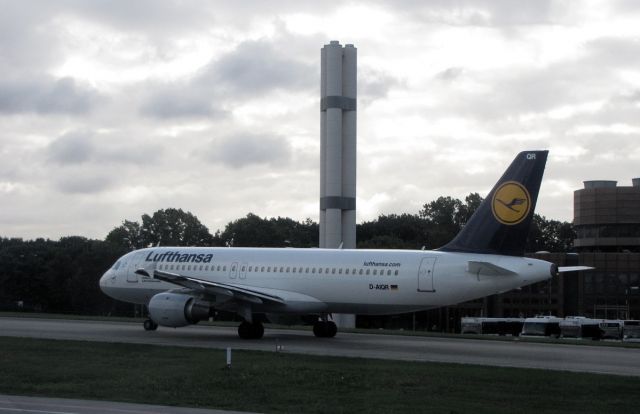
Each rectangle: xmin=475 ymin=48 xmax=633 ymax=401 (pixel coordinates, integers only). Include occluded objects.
xmin=1 ymin=317 xmax=639 ymax=377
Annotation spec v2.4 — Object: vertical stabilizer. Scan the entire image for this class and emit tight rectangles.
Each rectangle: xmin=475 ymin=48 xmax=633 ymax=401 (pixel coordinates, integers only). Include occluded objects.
xmin=439 ymin=151 xmax=548 ymax=256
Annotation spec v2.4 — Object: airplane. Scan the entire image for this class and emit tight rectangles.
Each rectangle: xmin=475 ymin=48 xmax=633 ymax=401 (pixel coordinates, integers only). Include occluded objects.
xmin=100 ymin=150 xmax=589 ymax=339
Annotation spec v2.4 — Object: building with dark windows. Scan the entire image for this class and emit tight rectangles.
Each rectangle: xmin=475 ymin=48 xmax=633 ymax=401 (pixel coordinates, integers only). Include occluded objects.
xmin=358 ymin=179 xmax=640 ymax=332
xmin=574 ymin=180 xmax=640 ymax=253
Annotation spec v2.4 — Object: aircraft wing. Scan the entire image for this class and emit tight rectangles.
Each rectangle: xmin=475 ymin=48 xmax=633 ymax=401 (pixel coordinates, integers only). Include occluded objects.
xmin=135 ymin=269 xmax=285 ymax=305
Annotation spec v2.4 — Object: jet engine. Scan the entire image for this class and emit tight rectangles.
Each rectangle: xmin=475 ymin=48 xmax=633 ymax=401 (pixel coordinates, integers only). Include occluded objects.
xmin=148 ymin=292 xmax=210 ymax=327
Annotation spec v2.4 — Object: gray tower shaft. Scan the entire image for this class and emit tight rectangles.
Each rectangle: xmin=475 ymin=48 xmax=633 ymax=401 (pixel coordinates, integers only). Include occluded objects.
xmin=320 ymin=41 xmax=357 ymax=249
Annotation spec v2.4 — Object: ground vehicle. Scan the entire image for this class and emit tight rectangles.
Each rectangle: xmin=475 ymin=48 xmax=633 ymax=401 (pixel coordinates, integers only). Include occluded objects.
xmin=521 ymin=316 xmax=562 ymax=337
xmin=622 ymin=320 xmax=640 ymax=341
xmin=461 ymin=317 xmax=524 ymax=336
xmin=560 ymin=317 xmax=601 ymax=339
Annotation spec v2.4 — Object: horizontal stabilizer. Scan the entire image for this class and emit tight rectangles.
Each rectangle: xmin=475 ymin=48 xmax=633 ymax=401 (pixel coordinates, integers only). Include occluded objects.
xmin=467 ymin=261 xmax=517 ymax=276
xmin=558 ymin=266 xmax=594 ymax=273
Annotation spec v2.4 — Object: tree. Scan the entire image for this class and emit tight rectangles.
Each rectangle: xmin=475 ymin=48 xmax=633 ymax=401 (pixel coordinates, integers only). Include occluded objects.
xmin=106 ymin=208 xmax=220 ymax=249
xmin=526 ymin=215 xmax=576 ymax=252
xmin=219 ymin=213 xmax=318 ymax=247
xmin=419 ymin=194 xmax=484 ymax=248
xmin=357 ymin=214 xmax=429 ymax=249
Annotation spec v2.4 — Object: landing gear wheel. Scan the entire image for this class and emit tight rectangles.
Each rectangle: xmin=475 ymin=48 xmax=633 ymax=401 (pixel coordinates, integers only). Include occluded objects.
xmin=143 ymin=319 xmax=158 ymax=331
xmin=238 ymin=321 xmax=264 ymax=339
xmin=313 ymin=321 xmax=337 ymax=338
xmin=326 ymin=321 xmax=337 ymax=338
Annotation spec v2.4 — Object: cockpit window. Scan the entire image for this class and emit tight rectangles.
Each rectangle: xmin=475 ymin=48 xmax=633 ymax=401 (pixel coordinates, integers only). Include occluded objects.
xmin=113 ymin=261 xmax=121 ymax=270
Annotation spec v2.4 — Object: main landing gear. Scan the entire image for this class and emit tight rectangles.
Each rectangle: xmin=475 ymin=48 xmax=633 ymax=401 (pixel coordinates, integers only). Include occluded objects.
xmin=238 ymin=321 xmax=264 ymax=339
xmin=143 ymin=318 xmax=158 ymax=331
xmin=313 ymin=320 xmax=337 ymax=338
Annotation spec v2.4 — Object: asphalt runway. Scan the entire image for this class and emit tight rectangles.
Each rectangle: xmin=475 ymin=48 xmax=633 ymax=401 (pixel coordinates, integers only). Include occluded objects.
xmin=2 ymin=317 xmax=640 ymax=377
xmin=0 ymin=394 xmax=256 ymax=414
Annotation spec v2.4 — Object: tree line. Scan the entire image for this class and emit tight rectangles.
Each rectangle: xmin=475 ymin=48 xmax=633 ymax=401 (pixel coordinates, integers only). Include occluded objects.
xmin=0 ymin=195 xmax=575 ymax=315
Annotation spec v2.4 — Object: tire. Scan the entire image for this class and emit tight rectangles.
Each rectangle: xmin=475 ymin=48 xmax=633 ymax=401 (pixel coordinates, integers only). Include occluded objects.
xmin=251 ymin=323 xmax=264 ymax=339
xmin=143 ymin=319 xmax=158 ymax=331
xmin=313 ymin=322 xmax=325 ymax=337
xmin=238 ymin=321 xmax=252 ymax=339
xmin=326 ymin=321 xmax=337 ymax=338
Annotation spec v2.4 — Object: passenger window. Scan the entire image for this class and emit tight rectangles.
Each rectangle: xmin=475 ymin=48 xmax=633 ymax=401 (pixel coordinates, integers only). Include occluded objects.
xmin=325 ymin=268 xmax=330 ymax=274
xmin=373 ymin=269 xmax=377 ymax=275
xmin=286 ymin=267 xmax=290 ymax=273
xmin=366 ymin=269 xmax=370 ymax=275
xmin=241 ymin=266 xmax=245 ymax=272
xmin=312 ymin=267 xmax=316 ymax=273
xmin=332 ymin=268 xmax=336 ymax=274
xmin=223 ymin=266 xmax=227 ymax=271
xmin=339 ymin=268 xmax=343 ymax=274
xmin=306 ymin=267 xmax=309 ymax=273
xmin=319 ymin=268 xmax=323 ymax=274
xmin=359 ymin=269 xmax=363 ymax=275
xmin=345 ymin=269 xmax=349 ymax=275
xmin=394 ymin=270 xmax=399 ymax=276
xmin=248 ymin=266 xmax=252 ymax=272
xmin=217 ymin=265 xmax=221 ymax=271
xmin=261 ymin=266 xmax=265 ymax=272
xmin=280 ymin=267 xmax=284 ymax=272
xmin=387 ymin=270 xmax=392 ymax=276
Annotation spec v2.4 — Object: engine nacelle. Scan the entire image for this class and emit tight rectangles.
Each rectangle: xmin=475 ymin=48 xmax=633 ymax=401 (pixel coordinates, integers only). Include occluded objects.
xmin=148 ymin=292 xmax=210 ymax=328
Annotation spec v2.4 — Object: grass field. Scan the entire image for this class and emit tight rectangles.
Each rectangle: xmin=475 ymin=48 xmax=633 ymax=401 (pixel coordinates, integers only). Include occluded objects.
xmin=0 ymin=337 xmax=638 ymax=413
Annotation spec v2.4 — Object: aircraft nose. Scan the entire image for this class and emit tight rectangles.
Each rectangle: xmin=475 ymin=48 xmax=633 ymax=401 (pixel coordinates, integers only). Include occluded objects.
xmin=99 ymin=270 xmax=112 ymax=290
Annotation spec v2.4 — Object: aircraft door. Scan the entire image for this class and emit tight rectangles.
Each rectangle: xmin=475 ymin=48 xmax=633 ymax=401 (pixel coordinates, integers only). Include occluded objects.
xmin=127 ymin=252 xmax=145 ymax=283
xmin=229 ymin=262 xmax=238 ymax=279
xmin=417 ymin=257 xmax=436 ymax=292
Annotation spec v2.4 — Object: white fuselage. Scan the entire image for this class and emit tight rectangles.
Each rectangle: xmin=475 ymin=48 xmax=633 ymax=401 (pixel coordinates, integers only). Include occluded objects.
xmin=100 ymin=247 xmax=553 ymax=315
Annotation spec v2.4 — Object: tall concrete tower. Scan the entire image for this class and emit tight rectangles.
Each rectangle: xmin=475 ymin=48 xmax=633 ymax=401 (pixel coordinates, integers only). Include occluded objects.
xmin=320 ymin=41 xmax=357 ymax=329
xmin=320 ymin=40 xmax=357 ymax=250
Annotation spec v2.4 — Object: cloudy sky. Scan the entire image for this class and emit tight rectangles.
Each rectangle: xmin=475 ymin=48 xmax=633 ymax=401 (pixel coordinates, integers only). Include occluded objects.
xmin=2 ymin=0 xmax=640 ymax=240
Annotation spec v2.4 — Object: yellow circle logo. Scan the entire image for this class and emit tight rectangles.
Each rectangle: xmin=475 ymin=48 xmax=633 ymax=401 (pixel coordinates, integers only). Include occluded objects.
xmin=491 ymin=181 xmax=531 ymax=225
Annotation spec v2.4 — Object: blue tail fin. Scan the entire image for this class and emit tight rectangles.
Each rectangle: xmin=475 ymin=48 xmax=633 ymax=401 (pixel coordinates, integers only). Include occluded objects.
xmin=439 ymin=150 xmax=548 ymax=256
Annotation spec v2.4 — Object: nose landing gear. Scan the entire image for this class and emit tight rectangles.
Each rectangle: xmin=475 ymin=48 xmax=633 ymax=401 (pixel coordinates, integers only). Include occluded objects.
xmin=143 ymin=319 xmax=158 ymax=331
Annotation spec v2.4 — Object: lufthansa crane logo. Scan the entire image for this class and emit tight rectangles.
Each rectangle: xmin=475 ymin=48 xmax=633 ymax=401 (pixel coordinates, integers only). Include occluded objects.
xmin=491 ymin=181 xmax=531 ymax=225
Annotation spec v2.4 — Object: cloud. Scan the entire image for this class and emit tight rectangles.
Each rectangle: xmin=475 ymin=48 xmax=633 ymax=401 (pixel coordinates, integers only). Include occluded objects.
xmin=201 ymin=40 xmax=316 ymax=96
xmin=359 ymin=68 xmax=403 ymax=105
xmin=378 ymin=0 xmax=558 ymax=26
xmin=140 ymin=85 xmax=224 ymax=119
xmin=435 ymin=67 xmax=465 ymax=82
xmin=47 ymin=129 xmax=164 ymax=166
xmin=48 ymin=131 xmax=95 ymax=165
xmin=585 ymin=37 xmax=640 ymax=67
xmin=140 ymin=37 xmax=316 ymax=118
xmin=0 ymin=77 xmax=101 ymax=115
xmin=54 ymin=173 xmax=114 ymax=194
xmin=206 ymin=133 xmax=292 ymax=169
